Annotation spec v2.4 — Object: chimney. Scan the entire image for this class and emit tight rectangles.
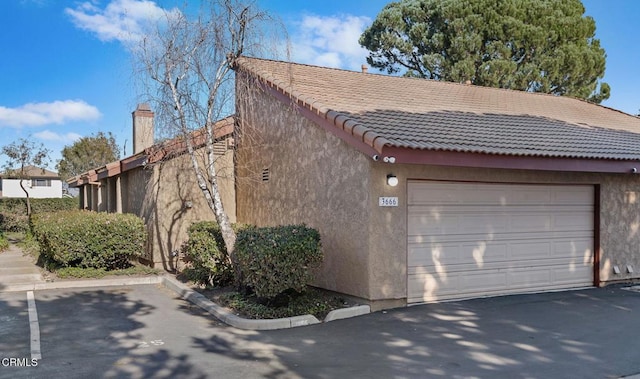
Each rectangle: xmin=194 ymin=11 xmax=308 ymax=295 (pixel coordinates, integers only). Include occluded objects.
xmin=132 ymin=103 xmax=154 ymax=154
xmin=361 ymin=64 xmax=368 ymax=74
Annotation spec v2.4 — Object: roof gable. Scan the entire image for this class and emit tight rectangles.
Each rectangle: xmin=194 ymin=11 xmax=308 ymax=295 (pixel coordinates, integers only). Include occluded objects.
xmin=236 ymin=57 xmax=640 ymax=165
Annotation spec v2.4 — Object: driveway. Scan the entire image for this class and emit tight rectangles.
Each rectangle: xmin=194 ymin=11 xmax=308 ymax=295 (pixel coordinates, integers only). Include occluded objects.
xmin=1 ymin=284 xmax=640 ymax=378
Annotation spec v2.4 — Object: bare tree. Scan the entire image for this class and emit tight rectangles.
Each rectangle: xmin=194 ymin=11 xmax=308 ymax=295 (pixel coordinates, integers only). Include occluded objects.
xmin=133 ymin=0 xmax=285 ymax=258
xmin=2 ymin=138 xmax=51 ymax=216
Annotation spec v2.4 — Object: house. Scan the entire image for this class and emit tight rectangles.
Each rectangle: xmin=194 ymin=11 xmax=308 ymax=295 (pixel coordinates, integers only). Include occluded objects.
xmin=67 ymin=104 xmax=236 ymax=271
xmin=233 ymin=57 xmax=640 ymax=310
xmin=0 ymin=166 xmax=63 ymax=199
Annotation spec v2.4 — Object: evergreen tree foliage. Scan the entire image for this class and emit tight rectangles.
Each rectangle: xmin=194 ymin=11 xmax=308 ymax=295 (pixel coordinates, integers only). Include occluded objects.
xmin=56 ymin=132 xmax=120 ymax=180
xmin=360 ymin=0 xmax=609 ymax=103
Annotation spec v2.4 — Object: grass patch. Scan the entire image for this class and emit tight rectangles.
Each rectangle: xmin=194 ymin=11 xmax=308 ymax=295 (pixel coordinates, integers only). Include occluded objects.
xmin=56 ymin=267 xmax=108 ymax=278
xmin=17 ymin=233 xmax=40 ymax=255
xmin=0 ymin=234 xmax=8 ymax=252
xmin=214 ymin=287 xmax=351 ymax=320
xmin=54 ymin=265 xmax=160 ymax=279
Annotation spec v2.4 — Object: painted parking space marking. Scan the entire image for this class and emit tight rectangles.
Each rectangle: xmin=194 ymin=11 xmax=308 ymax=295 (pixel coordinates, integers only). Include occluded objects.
xmin=26 ymin=291 xmax=41 ymax=360
xmin=136 ymin=339 xmax=165 ymax=349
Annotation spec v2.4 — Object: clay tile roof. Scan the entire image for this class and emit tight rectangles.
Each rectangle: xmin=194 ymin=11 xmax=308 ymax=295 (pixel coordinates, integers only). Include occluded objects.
xmin=236 ymin=57 xmax=640 ymax=160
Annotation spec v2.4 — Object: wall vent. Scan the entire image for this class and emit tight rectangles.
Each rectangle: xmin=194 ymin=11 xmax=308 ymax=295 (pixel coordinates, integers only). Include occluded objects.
xmin=261 ymin=168 xmax=270 ymax=182
xmin=212 ymin=140 xmax=227 ymax=155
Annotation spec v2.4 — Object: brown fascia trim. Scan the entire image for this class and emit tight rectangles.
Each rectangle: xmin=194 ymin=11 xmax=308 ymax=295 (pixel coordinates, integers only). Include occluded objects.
xmin=96 ymin=161 xmax=123 ymax=181
xmin=383 ymin=146 xmax=640 ymax=173
xmin=69 ymin=118 xmax=235 ymax=187
xmin=146 ymin=118 xmax=234 ymax=164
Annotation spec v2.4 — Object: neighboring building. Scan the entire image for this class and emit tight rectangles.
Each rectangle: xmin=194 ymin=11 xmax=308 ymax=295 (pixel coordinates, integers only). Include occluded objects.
xmin=67 ymin=104 xmax=236 ymax=271
xmin=0 ymin=166 xmax=63 ymax=199
xmin=233 ymin=57 xmax=640 ymax=310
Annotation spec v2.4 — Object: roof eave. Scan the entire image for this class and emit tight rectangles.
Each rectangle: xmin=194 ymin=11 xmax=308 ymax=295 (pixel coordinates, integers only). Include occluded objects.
xmin=381 ymin=146 xmax=640 ymax=174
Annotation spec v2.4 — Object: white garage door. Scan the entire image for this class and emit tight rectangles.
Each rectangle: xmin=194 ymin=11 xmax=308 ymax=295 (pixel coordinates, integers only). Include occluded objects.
xmin=407 ymin=181 xmax=594 ymax=303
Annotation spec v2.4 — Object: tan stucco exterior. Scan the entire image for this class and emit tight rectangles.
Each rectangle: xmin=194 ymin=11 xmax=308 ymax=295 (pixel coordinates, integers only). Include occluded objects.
xmin=77 ymin=145 xmax=236 ymax=271
xmin=236 ymin=75 xmax=640 ymax=309
xmin=236 ymin=87 xmax=373 ymax=300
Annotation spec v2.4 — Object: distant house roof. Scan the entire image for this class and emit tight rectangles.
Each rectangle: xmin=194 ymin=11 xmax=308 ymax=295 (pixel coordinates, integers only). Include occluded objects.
xmin=235 ymin=57 xmax=640 ymax=172
xmin=2 ymin=165 xmax=59 ymax=179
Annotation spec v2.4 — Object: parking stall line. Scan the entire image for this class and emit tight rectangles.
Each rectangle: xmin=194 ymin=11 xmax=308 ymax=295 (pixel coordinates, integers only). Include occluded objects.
xmin=26 ymin=291 xmax=41 ymax=360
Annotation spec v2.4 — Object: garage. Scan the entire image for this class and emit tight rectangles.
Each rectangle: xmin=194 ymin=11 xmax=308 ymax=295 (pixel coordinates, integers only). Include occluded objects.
xmin=407 ymin=181 xmax=595 ymax=303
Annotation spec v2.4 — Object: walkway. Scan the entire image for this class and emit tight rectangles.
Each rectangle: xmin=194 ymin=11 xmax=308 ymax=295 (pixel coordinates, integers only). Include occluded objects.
xmin=0 ymin=244 xmax=45 ymax=290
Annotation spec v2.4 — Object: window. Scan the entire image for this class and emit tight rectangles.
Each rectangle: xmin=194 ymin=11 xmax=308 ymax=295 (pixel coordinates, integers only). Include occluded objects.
xmin=32 ymin=179 xmax=51 ymax=187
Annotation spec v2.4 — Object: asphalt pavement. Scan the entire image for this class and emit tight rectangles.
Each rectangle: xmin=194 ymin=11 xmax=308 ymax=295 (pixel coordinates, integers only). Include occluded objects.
xmin=2 ymin=283 xmax=640 ymax=378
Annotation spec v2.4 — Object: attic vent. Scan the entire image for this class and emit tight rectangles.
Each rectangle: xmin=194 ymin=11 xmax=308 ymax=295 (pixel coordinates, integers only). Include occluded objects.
xmin=213 ymin=140 xmax=227 ymax=155
xmin=261 ymin=168 xmax=270 ymax=182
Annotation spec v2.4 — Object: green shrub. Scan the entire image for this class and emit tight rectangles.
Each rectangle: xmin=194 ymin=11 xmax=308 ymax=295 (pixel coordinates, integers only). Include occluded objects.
xmin=0 ymin=212 xmax=28 ymax=233
xmin=218 ymin=288 xmax=346 ymax=319
xmin=234 ymin=224 xmax=322 ymax=301
xmin=0 ymin=232 xmax=8 ymax=252
xmin=31 ymin=210 xmax=145 ymax=270
xmin=0 ymin=197 xmax=78 ymax=232
xmin=181 ymin=221 xmax=233 ymax=286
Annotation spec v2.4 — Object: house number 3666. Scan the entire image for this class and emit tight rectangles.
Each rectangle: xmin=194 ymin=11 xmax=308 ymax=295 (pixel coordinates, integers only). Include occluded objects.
xmin=378 ymin=197 xmax=399 ymax=207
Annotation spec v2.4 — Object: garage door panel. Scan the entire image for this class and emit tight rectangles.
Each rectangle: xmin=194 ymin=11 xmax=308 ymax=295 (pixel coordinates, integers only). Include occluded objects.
xmin=408 ymin=237 xmax=592 ymax=267
xmin=407 ymin=181 xmax=594 ymax=303
xmin=408 ymin=254 xmax=592 ymax=274
xmin=408 ymin=230 xmax=592 ymax=244
xmin=408 ymin=264 xmax=593 ymax=303
xmin=409 ymin=208 xmax=593 ymax=236
xmin=409 ymin=183 xmax=593 ymax=206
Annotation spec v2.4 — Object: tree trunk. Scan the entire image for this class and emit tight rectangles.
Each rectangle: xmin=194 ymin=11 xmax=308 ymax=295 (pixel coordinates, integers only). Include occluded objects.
xmin=19 ymin=179 xmax=32 ymax=217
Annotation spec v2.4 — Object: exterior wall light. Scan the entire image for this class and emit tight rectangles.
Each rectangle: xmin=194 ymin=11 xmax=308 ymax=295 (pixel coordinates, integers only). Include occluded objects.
xmin=387 ymin=174 xmax=398 ymax=187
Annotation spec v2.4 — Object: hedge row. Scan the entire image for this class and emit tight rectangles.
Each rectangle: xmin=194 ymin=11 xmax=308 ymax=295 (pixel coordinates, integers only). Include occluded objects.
xmin=31 ymin=210 xmax=145 ymax=270
xmin=183 ymin=222 xmax=322 ymax=301
xmin=0 ymin=198 xmax=78 ymax=232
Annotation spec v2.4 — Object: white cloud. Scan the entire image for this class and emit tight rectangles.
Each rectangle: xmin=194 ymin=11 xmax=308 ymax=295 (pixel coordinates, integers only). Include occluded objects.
xmin=290 ymin=14 xmax=372 ymax=71
xmin=0 ymin=100 xmax=102 ymax=128
xmin=34 ymin=130 xmax=83 ymax=143
xmin=65 ymin=0 xmax=177 ymax=44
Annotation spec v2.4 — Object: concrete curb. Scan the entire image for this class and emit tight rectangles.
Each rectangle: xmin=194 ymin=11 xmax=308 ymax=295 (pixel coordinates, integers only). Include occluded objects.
xmin=0 ymin=274 xmax=371 ymax=330
xmin=324 ymin=305 xmax=371 ymax=322
xmin=160 ymin=275 xmax=322 ymax=330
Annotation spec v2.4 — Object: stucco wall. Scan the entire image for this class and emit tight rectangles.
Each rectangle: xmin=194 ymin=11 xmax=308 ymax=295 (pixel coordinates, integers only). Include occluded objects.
xmin=236 ymin=83 xmax=373 ymax=300
xmin=137 ymin=149 xmax=236 ymax=270
xmin=77 ymin=144 xmax=236 ymax=271
xmin=368 ymin=163 xmax=640 ymax=302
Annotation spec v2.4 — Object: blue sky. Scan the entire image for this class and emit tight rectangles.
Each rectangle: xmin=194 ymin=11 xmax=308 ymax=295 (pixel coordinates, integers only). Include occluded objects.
xmin=1 ymin=0 xmax=638 ymax=169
